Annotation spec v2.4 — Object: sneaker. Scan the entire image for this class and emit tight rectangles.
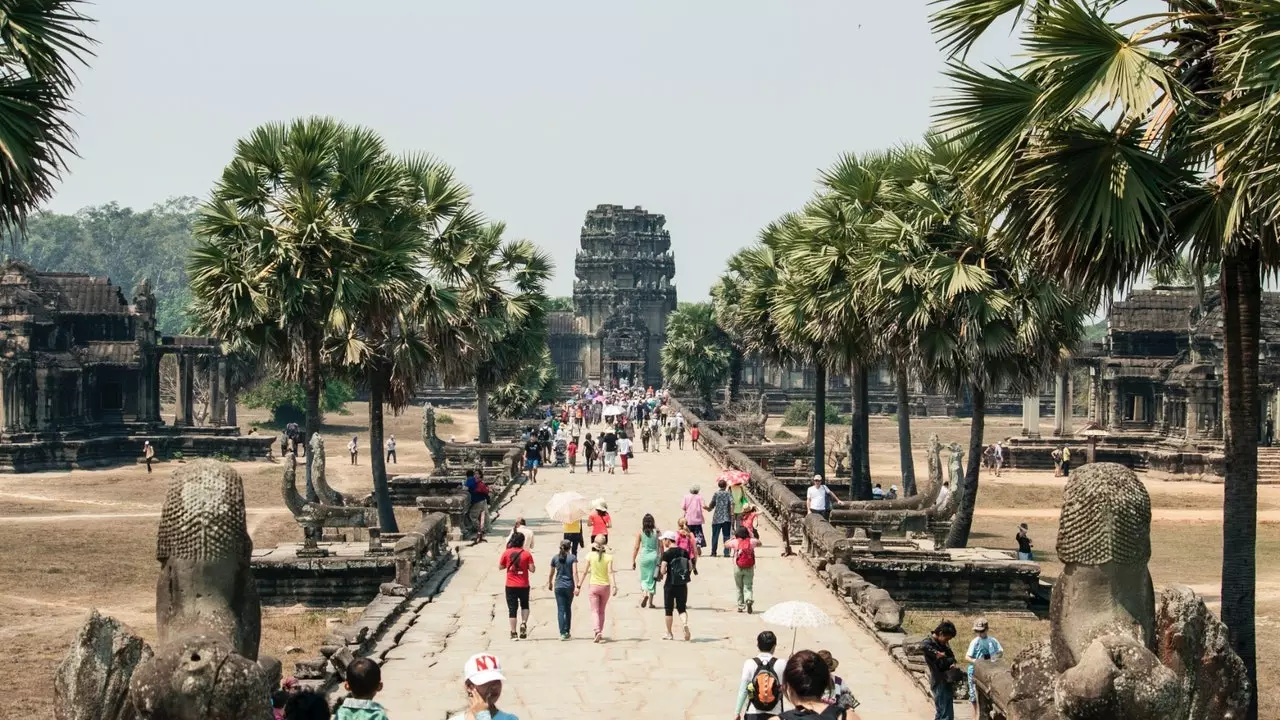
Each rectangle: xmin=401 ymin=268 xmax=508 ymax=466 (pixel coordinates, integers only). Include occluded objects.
xmin=510 ymin=631 xmax=517 ymax=640
xmin=737 ymin=607 xmax=744 ymax=613
xmin=560 ymin=634 xmax=569 ymax=641
xmin=746 ymin=601 xmax=754 ymax=614
xmin=519 ymin=623 xmax=527 ymax=639
xmin=683 ymin=625 xmax=691 ymax=641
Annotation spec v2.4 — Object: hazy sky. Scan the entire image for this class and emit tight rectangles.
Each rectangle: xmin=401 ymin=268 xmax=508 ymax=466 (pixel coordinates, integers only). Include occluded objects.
xmin=51 ymin=1 xmax=1021 ymax=299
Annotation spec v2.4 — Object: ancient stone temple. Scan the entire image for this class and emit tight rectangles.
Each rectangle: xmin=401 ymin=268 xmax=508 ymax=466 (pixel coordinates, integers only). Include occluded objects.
xmin=548 ymin=204 xmax=677 ymax=387
xmin=0 ymin=261 xmax=271 ymax=471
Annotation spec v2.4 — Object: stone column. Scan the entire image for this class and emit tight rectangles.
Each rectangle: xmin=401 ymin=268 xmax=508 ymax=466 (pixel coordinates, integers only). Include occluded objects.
xmin=1109 ymin=380 xmax=1124 ymax=430
xmin=1022 ymin=393 xmax=1041 ymax=438
xmin=35 ymin=367 xmax=50 ymax=430
xmin=210 ymin=356 xmax=226 ymax=426
xmin=175 ymin=353 xmax=195 ymax=427
xmin=1053 ymin=371 xmax=1068 ymax=436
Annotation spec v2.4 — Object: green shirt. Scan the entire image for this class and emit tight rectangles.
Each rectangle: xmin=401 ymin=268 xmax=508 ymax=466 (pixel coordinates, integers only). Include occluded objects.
xmin=336 ymin=698 xmax=389 ymax=720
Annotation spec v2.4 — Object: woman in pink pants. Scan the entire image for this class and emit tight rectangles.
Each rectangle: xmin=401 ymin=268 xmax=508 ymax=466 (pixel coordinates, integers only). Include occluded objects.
xmin=576 ymin=534 xmax=618 ymax=643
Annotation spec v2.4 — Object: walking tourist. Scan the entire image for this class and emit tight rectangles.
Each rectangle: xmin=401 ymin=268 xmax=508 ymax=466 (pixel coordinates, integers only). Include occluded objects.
xmin=335 ymin=658 xmax=388 ymax=720
xmin=348 ymin=436 xmax=359 ymax=465
xmin=284 ymin=691 xmax=331 ymax=720
xmin=735 ymin=631 xmax=787 ymax=720
xmin=522 ymin=433 xmax=542 ymax=483
xmin=922 ymin=620 xmax=960 ymax=720
xmin=583 ymin=433 xmax=596 ymax=473
xmin=547 ymin=539 xmax=577 ymax=640
xmin=730 ymin=478 xmax=747 ymax=531
xmin=499 ymin=532 xmax=535 ymax=640
xmin=385 ymin=435 xmax=396 ymax=464
xmin=806 ymin=475 xmax=838 ymax=521
xmin=577 ymin=534 xmax=618 ymax=643
xmin=143 ymin=440 xmax=154 ymax=473
xmin=741 ymin=504 xmax=760 ymax=539
xmin=507 ymin=517 xmax=534 ymax=550
xmin=682 ymin=485 xmax=707 ymax=549
xmin=691 ymin=423 xmax=700 ymax=449
xmin=657 ymin=530 xmax=693 ymax=640
xmin=665 ymin=419 xmax=675 ymax=449
xmin=678 ymin=420 xmax=686 ymax=449
xmin=707 ymin=479 xmax=734 ymax=557
xmin=562 ymin=516 xmax=585 ymax=555
xmin=618 ymin=432 xmax=632 ymax=473
xmin=631 ymin=513 xmax=660 ymax=608
xmin=1051 ymin=447 xmax=1063 ymax=477
xmin=589 ymin=499 xmax=612 ymax=545
xmin=567 ymin=436 xmax=578 ymax=473
xmin=992 ymin=442 xmax=1004 ymax=477
xmin=676 ymin=518 xmax=700 ymax=575
xmin=732 ymin=526 xmax=761 ymax=613
xmin=1061 ymin=445 xmax=1072 ymax=475
xmin=448 ymin=653 xmax=518 ymax=720
xmin=965 ymin=618 xmax=1004 ymax=720
xmin=601 ymin=428 xmax=619 ymax=474
xmin=777 ymin=651 xmax=862 ymax=720
xmin=465 ymin=470 xmax=490 ymax=542
xmin=649 ymin=414 xmax=662 ymax=453
xmin=816 ymin=650 xmax=857 ymax=710
xmin=1015 ymin=523 xmax=1033 ymax=561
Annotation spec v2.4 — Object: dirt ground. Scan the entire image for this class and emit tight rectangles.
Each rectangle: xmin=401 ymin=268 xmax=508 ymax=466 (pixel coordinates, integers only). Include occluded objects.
xmin=4 ymin=406 xmax=1277 ymax=718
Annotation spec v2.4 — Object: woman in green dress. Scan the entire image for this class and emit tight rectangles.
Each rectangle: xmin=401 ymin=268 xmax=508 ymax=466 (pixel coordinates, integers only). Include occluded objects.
xmin=631 ymin=513 xmax=660 ymax=608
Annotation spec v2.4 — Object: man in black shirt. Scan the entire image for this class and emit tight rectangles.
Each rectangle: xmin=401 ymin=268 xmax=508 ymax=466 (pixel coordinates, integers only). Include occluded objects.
xmin=921 ymin=620 xmax=959 ymax=720
xmin=600 ymin=429 xmax=620 ymax=475
xmin=523 ymin=436 xmax=542 ymax=483
xmin=656 ymin=531 xmax=693 ymax=641
xmin=1015 ymin=523 xmax=1033 ymax=561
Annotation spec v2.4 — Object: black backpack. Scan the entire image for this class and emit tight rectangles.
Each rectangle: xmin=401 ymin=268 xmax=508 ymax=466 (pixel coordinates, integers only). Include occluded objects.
xmin=667 ymin=551 xmax=691 ymax=585
xmin=747 ymin=657 xmax=781 ymax=711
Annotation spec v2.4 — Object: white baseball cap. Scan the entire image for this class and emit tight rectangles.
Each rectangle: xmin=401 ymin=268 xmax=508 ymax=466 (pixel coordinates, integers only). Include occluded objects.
xmin=463 ymin=653 xmax=505 ymax=685
xmin=660 ymin=531 xmax=678 ymax=542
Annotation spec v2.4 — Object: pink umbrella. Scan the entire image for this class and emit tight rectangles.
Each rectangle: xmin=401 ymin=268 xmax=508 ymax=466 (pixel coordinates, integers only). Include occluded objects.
xmin=718 ymin=469 xmax=750 ymax=487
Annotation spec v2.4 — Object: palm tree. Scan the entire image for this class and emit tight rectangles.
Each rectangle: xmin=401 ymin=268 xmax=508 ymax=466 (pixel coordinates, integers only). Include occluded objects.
xmin=190 ymin=117 xmax=394 ymax=501
xmin=430 ymin=222 xmax=553 ymax=443
xmin=659 ymin=302 xmax=733 ymax=415
xmin=330 ymin=153 xmax=474 ymax=532
xmin=489 ymin=347 xmax=559 ymax=419
xmin=0 ymin=0 xmax=93 ymax=234
xmin=931 ymin=2 xmax=1277 ymax=708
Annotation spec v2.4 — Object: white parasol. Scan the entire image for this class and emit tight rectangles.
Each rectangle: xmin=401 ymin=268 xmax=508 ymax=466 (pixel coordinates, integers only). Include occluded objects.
xmin=762 ymin=600 xmax=835 ymax=651
xmin=602 ymin=404 xmax=625 ymax=417
xmin=545 ymin=491 xmax=592 ymax=524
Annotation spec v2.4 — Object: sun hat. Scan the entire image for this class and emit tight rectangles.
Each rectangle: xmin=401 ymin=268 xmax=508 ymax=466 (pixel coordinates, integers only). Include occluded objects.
xmin=890 ymin=485 xmax=899 ymax=492
xmin=813 ymin=474 xmax=823 ymax=481
xmin=592 ymin=498 xmax=608 ymax=511
xmin=973 ymin=618 xmax=989 ymax=632
xmin=660 ymin=530 xmax=678 ymax=542
xmin=464 ymin=652 xmax=504 ymax=685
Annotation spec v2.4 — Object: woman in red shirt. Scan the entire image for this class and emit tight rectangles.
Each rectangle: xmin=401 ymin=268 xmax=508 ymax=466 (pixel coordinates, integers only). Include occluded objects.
xmin=590 ymin=499 xmax=612 ymax=545
xmin=499 ymin=532 xmax=536 ymax=639
xmin=690 ymin=424 xmax=700 ymax=448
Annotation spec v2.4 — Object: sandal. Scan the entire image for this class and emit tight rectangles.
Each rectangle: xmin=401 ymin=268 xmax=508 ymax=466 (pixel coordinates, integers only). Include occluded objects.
xmin=683 ymin=625 xmax=691 ymax=641
xmin=640 ymin=595 xmax=648 ymax=608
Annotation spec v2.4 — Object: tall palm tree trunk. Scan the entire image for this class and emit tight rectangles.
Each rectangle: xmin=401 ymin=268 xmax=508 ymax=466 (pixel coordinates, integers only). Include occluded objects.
xmin=896 ymin=366 xmax=917 ymax=496
xmin=303 ymin=332 xmax=323 ymax=503
xmin=476 ymin=379 xmax=492 ymax=444
xmin=857 ymin=369 xmax=872 ymax=496
xmin=368 ymin=363 xmax=398 ymax=533
xmin=849 ymin=367 xmax=869 ymax=499
xmin=947 ymin=383 xmax=985 ymax=548
xmin=728 ymin=347 xmax=743 ymax=402
xmin=813 ymin=364 xmax=827 ymax=482
xmin=1220 ymin=250 xmax=1259 ymax=718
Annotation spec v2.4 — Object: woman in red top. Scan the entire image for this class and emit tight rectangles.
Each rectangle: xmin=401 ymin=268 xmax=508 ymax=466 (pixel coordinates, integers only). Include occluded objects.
xmin=590 ymin=499 xmax=612 ymax=545
xmin=741 ymin=504 xmax=760 ymax=539
xmin=690 ymin=424 xmax=700 ymax=448
xmin=499 ymin=532 xmax=536 ymax=639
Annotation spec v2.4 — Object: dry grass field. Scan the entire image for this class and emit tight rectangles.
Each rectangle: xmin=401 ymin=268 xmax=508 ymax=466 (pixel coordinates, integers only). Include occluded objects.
xmin=3 ymin=404 xmax=1277 ymax=717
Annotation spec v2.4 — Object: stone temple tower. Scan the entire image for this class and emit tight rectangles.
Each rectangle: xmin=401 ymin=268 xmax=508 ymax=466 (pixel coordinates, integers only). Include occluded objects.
xmin=547 ymin=205 xmax=677 ymax=387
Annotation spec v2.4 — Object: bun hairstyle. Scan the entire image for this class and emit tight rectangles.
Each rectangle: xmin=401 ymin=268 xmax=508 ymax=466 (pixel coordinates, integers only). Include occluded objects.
xmin=782 ymin=650 xmax=833 ymax=702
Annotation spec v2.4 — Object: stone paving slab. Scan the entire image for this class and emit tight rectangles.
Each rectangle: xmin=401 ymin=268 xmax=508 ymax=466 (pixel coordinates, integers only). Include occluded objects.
xmin=377 ymin=444 xmax=929 ymax=719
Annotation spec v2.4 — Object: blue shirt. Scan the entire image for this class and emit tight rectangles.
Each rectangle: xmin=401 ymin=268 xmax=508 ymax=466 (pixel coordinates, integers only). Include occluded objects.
xmin=550 ymin=553 xmax=577 ymax=590
xmin=966 ymin=635 xmax=1004 ymax=668
xmin=464 ymin=477 xmax=486 ymax=504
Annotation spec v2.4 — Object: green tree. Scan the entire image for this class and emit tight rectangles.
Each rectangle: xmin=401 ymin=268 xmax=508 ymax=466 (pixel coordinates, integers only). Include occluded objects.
xmin=0 ymin=0 xmax=93 ymax=233
xmin=429 ymin=222 xmax=552 ymax=443
xmin=659 ymin=302 xmax=732 ymax=414
xmin=489 ymin=347 xmax=559 ymax=419
xmin=932 ymin=2 xmax=1278 ymax=706
xmin=546 ymin=296 xmax=574 ymax=312
xmin=190 ymin=117 xmax=400 ymax=503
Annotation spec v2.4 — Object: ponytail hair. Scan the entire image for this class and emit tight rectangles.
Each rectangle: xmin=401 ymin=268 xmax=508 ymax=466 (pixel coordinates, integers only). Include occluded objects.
xmin=558 ymin=538 xmax=571 ymax=562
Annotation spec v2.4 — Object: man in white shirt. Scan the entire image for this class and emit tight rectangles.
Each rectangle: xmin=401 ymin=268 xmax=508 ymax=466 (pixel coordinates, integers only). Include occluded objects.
xmin=805 ymin=474 xmax=837 ymax=521
xmin=735 ymin=630 xmax=788 ymax=719
xmin=385 ymin=435 xmax=397 ymax=464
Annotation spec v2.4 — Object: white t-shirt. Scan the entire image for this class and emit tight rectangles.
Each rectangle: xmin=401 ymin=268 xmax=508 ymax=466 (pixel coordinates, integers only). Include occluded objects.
xmin=936 ymin=485 xmax=951 ymax=508
xmin=618 ymin=438 xmax=632 ymax=455
xmin=807 ymin=485 xmax=832 ymax=511
xmin=737 ymin=653 xmax=788 ymax=716
xmin=386 ymin=438 xmax=396 ymax=450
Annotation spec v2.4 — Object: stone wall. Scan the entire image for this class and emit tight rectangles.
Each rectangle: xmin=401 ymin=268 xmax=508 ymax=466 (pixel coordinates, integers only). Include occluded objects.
xmin=0 ymin=429 xmax=274 ymax=472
